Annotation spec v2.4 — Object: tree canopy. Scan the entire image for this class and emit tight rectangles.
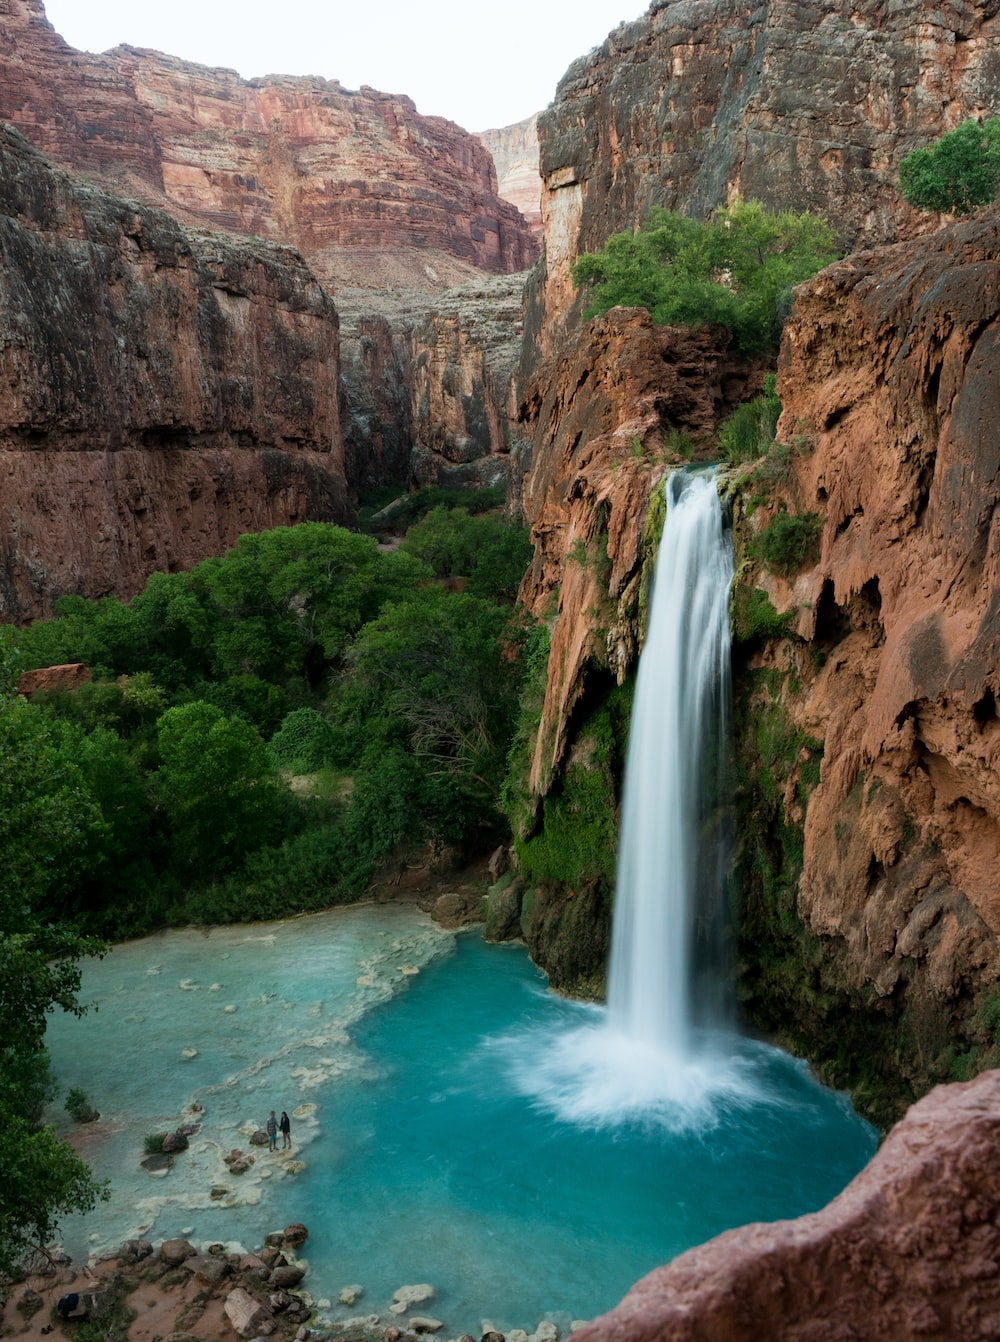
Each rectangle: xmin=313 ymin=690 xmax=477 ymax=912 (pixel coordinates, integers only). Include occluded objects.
xmin=899 ymin=117 xmax=1000 ymax=216
xmin=571 ymin=200 xmax=840 ymax=352
xmin=0 ymin=642 xmax=108 ymax=1275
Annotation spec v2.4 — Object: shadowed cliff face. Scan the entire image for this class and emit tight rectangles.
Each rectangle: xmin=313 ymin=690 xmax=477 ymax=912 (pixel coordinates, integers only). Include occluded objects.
xmin=528 ymin=0 xmax=1000 ymax=359
xmin=0 ymin=0 xmax=539 ymax=295
xmin=740 ymin=205 xmax=1000 ymax=1069
xmin=0 ymin=124 xmax=349 ymax=620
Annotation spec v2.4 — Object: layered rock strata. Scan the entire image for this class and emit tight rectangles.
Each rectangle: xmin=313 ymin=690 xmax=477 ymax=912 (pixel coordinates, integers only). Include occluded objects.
xmin=341 ymin=272 xmax=529 ymax=494
xmin=0 ymin=123 xmax=348 ymax=620
xmin=527 ymin=0 xmax=1000 ymax=360
xmin=574 ymin=1069 xmax=1000 ymax=1342
xmin=739 ymin=203 xmax=1000 ymax=1092
xmin=0 ymin=0 xmax=539 ymax=296
xmin=477 ymin=116 xmax=543 ymax=233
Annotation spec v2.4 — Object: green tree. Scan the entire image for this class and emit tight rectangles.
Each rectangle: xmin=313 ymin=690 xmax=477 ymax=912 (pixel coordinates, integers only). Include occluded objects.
xmin=899 ymin=117 xmax=1000 ymax=216
xmin=572 ymin=200 xmax=839 ymax=352
xmin=344 ymin=587 xmax=523 ymax=827
xmin=0 ymin=644 xmax=108 ymax=1274
xmin=153 ymin=701 xmax=284 ymax=875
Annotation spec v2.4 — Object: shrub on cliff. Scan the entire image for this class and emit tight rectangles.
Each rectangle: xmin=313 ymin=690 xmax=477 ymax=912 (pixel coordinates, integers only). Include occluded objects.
xmin=899 ymin=117 xmax=1000 ymax=216
xmin=572 ymin=200 xmax=839 ymax=352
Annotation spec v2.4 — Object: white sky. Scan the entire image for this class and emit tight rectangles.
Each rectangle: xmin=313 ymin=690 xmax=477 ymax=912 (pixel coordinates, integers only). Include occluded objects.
xmin=41 ymin=0 xmax=644 ymax=133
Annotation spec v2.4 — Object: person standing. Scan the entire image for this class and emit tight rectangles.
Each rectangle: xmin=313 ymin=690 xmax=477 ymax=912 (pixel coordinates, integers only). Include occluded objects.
xmin=279 ymin=1110 xmax=291 ymax=1149
xmin=266 ymin=1110 xmax=278 ymax=1152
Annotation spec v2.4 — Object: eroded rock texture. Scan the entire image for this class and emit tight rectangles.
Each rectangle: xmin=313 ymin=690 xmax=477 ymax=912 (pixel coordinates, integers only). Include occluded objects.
xmin=516 ymin=307 xmax=762 ymax=794
xmin=740 ymin=205 xmax=1000 ymax=1089
xmin=0 ymin=0 xmax=539 ymax=295
xmin=0 ymin=124 xmax=348 ymax=620
xmin=528 ymin=0 xmax=1000 ymax=358
xmin=574 ymin=1069 xmax=1000 ymax=1342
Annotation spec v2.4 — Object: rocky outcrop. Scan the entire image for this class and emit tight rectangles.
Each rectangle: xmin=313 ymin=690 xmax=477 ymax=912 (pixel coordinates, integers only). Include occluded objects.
xmin=527 ymin=0 xmax=1000 ymax=360
xmin=341 ymin=272 xmax=529 ymax=493
xmin=516 ymin=307 xmax=762 ymax=794
xmin=573 ymin=1069 xmax=1000 ymax=1342
xmin=0 ymin=123 xmax=348 ymax=620
xmin=477 ymin=116 xmax=542 ymax=233
xmin=0 ymin=0 xmax=539 ymax=297
xmin=734 ymin=203 xmax=1000 ymax=1103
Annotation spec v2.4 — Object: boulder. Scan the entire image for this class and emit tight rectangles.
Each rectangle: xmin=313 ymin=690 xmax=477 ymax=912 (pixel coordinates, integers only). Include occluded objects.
xmin=187 ymin=1255 xmax=231 ymax=1287
xmin=268 ymin=1265 xmax=305 ymax=1290
xmin=282 ymin=1223 xmax=309 ymax=1247
xmin=224 ymin=1288 xmax=274 ymax=1339
xmin=120 ymin=1239 xmax=154 ymax=1263
xmin=249 ymin=1130 xmax=270 ymax=1147
xmin=159 ymin=1239 xmax=196 ymax=1267
xmin=410 ymin=1317 xmax=444 ymax=1333
xmin=338 ymin=1285 xmax=363 ymax=1306
xmin=161 ymin=1130 xmax=189 ymax=1154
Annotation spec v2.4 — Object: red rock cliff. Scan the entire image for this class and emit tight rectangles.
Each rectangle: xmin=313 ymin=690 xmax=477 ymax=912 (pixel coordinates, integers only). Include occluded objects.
xmin=0 ymin=0 xmax=539 ymax=296
xmin=527 ymin=0 xmax=1000 ymax=359
xmin=0 ymin=124 xmax=348 ymax=621
xmin=735 ymin=204 xmax=1000 ymax=1091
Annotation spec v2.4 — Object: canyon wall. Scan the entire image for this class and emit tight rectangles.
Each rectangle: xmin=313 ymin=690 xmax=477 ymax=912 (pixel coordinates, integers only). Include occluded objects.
xmin=477 ymin=116 xmax=543 ymax=234
xmin=527 ymin=0 xmax=1000 ymax=360
xmin=0 ymin=0 xmax=539 ymax=297
xmin=0 ymin=123 xmax=348 ymax=621
xmin=732 ymin=204 xmax=1000 ymax=1111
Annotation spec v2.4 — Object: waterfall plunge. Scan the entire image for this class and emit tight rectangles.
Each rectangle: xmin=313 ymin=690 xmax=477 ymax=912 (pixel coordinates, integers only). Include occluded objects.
xmin=504 ymin=469 xmax=759 ymax=1128
xmin=607 ymin=468 xmax=734 ymax=1061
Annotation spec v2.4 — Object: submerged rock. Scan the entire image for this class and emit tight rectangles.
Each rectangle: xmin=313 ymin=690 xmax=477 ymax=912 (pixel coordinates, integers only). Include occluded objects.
xmin=390 ymin=1283 xmax=435 ymax=1314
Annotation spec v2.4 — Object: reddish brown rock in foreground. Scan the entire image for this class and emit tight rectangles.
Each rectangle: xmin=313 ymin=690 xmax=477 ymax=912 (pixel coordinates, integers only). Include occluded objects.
xmin=574 ymin=1069 xmax=1000 ymax=1342
xmin=17 ymin=663 xmax=90 ymax=697
xmin=0 ymin=123 xmax=348 ymax=620
xmin=0 ymin=0 xmax=539 ymax=296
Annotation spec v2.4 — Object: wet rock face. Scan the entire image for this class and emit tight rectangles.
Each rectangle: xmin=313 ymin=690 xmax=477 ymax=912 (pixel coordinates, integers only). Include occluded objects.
xmin=530 ymin=0 xmax=1000 ymax=354
xmin=516 ymin=306 xmax=761 ymax=793
xmin=749 ymin=206 xmax=1000 ymax=1071
xmin=573 ymin=1069 xmax=1000 ymax=1342
xmin=0 ymin=124 xmax=349 ymax=620
xmin=0 ymin=0 xmax=539 ymax=294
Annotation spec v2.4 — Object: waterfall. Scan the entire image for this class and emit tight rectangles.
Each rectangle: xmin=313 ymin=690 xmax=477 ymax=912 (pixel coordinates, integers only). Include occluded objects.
xmin=607 ymin=469 xmax=734 ymax=1062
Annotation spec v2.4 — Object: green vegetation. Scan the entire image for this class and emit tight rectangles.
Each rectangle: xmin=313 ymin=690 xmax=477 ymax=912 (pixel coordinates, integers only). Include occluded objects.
xmin=64 ymin=1088 xmax=99 ymax=1124
xmin=511 ymin=682 xmax=631 ymax=896
xmin=0 ymin=499 xmax=537 ymax=1268
xmin=0 ymin=643 xmax=109 ymax=1276
xmin=718 ymin=374 xmax=782 ymax=465
xmin=572 ymin=200 xmax=839 ymax=352
xmin=750 ymin=509 xmax=822 ymax=577
xmin=3 ymin=507 xmax=534 ymax=940
xmin=731 ymin=587 xmax=795 ymax=644
xmin=899 ymin=116 xmax=1000 ymax=216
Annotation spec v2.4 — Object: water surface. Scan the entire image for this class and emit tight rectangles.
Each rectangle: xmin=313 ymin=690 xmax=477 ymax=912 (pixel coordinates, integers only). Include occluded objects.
xmin=45 ymin=908 xmax=877 ymax=1336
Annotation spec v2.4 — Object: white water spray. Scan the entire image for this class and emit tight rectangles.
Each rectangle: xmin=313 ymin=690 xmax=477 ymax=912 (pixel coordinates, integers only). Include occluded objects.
xmin=505 ymin=468 xmax=776 ymax=1126
xmin=607 ymin=469 xmax=734 ymax=1061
